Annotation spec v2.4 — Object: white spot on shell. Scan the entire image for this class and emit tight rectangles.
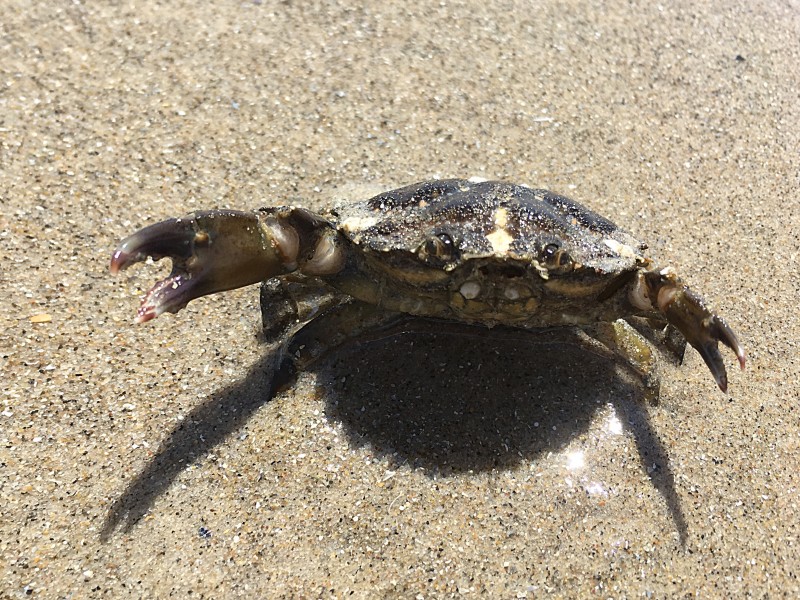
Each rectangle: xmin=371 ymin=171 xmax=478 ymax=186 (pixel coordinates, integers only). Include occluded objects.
xmin=504 ymin=286 xmax=521 ymax=300
xmin=340 ymin=215 xmax=379 ymax=233
xmin=467 ymin=175 xmax=488 ymax=183
xmin=494 ymin=206 xmax=509 ymax=228
xmin=603 ymin=238 xmax=638 ymax=259
xmin=487 ymin=207 xmax=514 ymax=255
xmin=459 ymin=281 xmax=481 ymax=300
xmin=487 ymin=229 xmax=513 ymax=255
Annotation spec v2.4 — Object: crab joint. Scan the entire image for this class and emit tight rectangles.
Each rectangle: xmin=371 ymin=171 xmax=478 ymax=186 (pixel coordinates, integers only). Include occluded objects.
xmin=262 ymin=215 xmax=300 ymax=270
xmin=301 ymin=229 xmax=346 ymax=276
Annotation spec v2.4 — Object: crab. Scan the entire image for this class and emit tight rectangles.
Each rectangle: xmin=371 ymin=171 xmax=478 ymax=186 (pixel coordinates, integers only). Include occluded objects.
xmin=110 ymin=179 xmax=745 ymax=394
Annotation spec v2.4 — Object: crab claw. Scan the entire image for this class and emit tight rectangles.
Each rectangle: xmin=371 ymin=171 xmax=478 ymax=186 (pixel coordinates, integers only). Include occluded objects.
xmin=111 ymin=210 xmax=291 ymax=323
xmin=644 ymin=269 xmax=746 ymax=392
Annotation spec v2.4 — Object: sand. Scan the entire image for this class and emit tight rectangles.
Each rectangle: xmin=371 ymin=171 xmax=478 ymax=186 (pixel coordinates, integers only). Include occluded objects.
xmin=2 ymin=0 xmax=799 ymax=597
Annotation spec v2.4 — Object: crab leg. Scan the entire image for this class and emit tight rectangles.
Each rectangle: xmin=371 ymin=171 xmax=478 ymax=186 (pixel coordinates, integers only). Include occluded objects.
xmin=111 ymin=209 xmax=343 ymax=323
xmin=638 ymin=268 xmax=746 ymax=392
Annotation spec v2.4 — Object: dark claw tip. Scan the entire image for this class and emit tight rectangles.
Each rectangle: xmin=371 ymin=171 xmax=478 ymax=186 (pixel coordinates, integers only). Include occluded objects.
xmin=110 ymin=248 xmax=133 ymax=275
xmin=109 ymin=218 xmax=197 ymax=275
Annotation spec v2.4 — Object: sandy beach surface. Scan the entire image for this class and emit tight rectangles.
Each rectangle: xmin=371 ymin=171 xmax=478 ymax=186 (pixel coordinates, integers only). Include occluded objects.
xmin=2 ymin=0 xmax=799 ymax=597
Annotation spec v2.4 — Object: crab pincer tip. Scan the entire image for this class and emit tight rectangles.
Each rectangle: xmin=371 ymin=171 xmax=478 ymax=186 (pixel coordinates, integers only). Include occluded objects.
xmin=725 ymin=327 xmax=746 ymax=372
xmin=134 ymin=306 xmax=157 ymax=324
xmin=109 ymin=249 xmax=128 ymax=275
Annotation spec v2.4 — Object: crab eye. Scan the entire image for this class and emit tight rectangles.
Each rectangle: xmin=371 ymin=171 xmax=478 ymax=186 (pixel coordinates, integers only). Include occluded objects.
xmin=542 ymin=243 xmax=574 ymax=273
xmin=419 ymin=232 xmax=458 ymax=265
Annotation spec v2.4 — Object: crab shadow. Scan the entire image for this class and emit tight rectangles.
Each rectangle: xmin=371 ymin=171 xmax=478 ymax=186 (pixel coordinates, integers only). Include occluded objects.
xmin=323 ymin=332 xmax=687 ymax=543
xmin=101 ymin=328 xmax=687 ymax=544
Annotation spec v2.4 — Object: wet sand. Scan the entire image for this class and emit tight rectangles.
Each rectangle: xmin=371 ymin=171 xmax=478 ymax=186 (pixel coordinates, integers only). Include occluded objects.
xmin=2 ymin=0 xmax=799 ymax=597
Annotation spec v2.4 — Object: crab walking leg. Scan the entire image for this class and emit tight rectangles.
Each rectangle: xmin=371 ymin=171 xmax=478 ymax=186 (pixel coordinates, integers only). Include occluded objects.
xmin=584 ymin=320 xmax=661 ymax=399
xmin=635 ymin=268 xmax=746 ymax=392
xmin=110 ymin=209 xmax=343 ymax=323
